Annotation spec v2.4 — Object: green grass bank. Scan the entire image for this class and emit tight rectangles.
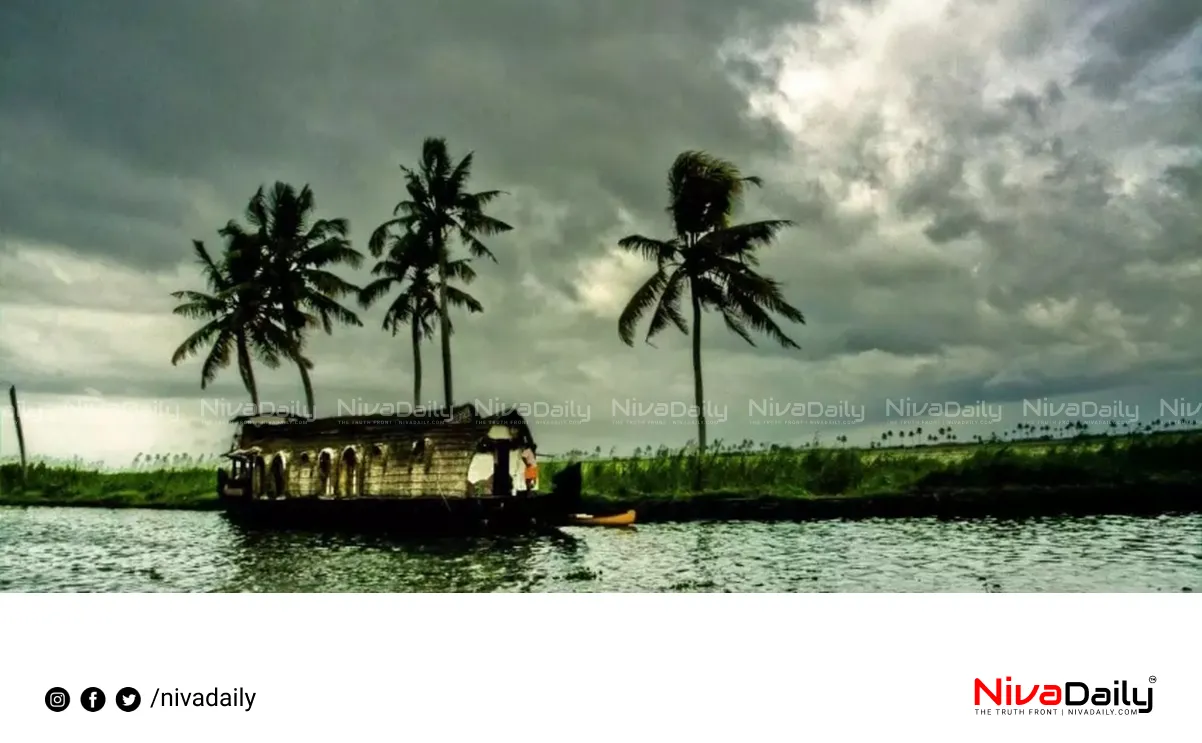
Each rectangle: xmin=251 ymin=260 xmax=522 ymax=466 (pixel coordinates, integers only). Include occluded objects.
xmin=552 ymin=432 xmax=1202 ymax=520
xmin=0 ymin=462 xmax=220 ymax=510
xmin=2 ymin=432 xmax=1200 ymax=520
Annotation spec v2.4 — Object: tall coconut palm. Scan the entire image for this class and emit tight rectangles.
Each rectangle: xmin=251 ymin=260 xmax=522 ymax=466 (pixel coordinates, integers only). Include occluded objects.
xmin=618 ymin=151 xmax=805 ymax=469
xmin=370 ymin=137 xmax=512 ymax=408
xmin=223 ymin=182 xmax=364 ymax=417
xmin=358 ymin=227 xmax=484 ymax=403
xmin=169 ymin=236 xmax=293 ymax=413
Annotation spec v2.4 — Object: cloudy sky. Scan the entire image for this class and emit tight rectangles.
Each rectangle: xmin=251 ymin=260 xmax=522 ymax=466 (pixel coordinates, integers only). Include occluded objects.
xmin=1 ymin=0 xmax=1200 ymax=464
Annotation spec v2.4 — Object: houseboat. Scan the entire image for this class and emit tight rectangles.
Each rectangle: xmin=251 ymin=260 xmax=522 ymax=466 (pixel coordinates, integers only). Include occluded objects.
xmin=216 ymin=404 xmax=582 ymax=532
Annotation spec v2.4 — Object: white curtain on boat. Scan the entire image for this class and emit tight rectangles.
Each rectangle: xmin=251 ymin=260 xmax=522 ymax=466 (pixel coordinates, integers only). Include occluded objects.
xmin=467 ymin=453 xmax=494 ymax=491
xmin=510 ymin=449 xmax=530 ymax=492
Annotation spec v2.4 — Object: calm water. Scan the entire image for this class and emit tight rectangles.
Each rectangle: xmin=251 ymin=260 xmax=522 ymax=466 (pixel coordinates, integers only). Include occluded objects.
xmin=0 ymin=507 xmax=1198 ymax=592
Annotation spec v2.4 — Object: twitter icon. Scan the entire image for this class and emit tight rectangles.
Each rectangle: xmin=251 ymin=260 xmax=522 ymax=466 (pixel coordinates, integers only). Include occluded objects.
xmin=115 ymin=687 xmax=141 ymax=712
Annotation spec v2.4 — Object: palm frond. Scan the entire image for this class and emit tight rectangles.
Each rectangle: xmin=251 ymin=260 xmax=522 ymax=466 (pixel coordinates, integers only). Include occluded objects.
xmin=358 ymin=275 xmax=400 ymax=308
xmin=304 ymin=292 xmax=363 ymax=331
xmin=307 ymin=217 xmax=349 ymax=242
xmin=447 ymin=151 xmax=474 ymax=197
xmin=444 ymin=258 xmax=477 ymax=283
xmin=444 ymin=285 xmax=484 ymax=314
xmin=643 ymin=267 xmax=690 ymax=343
xmin=200 ymin=331 xmax=235 ymax=388
xmin=718 ymin=306 xmax=756 ymax=346
xmin=618 ymin=268 xmax=670 ymax=346
xmin=699 ymin=219 xmax=794 ymax=260
xmin=617 ymin=234 xmax=679 ymax=264
xmin=368 ymin=218 xmax=404 ymax=256
xmin=461 ymin=189 xmax=505 ymax=210
xmin=244 ymin=187 xmax=269 ymax=231
xmin=720 ymin=270 xmax=805 ymax=349
xmin=301 ymin=269 xmax=362 ymax=298
xmin=171 ymin=321 xmax=224 ymax=365
xmin=724 ymin=268 xmax=806 ymax=326
xmin=459 ymin=212 xmax=513 ymax=237
xmin=456 ymin=228 xmax=498 ymax=262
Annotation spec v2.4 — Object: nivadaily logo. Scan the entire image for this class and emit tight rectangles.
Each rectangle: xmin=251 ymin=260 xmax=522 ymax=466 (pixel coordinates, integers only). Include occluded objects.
xmin=974 ymin=676 xmax=1154 ymax=715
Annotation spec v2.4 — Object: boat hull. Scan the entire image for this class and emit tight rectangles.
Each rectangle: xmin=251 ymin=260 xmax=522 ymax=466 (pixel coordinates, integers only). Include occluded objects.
xmin=218 ymin=463 xmax=583 ymax=535
xmin=221 ymin=494 xmax=571 ymax=534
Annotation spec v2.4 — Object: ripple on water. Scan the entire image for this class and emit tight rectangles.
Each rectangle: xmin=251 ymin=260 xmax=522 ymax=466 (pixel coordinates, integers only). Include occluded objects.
xmin=0 ymin=507 xmax=1199 ymax=592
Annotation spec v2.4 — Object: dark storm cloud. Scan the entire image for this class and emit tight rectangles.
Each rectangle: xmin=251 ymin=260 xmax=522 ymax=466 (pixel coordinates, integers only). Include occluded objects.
xmin=0 ymin=0 xmax=815 ymax=270
xmin=1073 ymin=0 xmax=1202 ymax=97
xmin=1165 ymin=162 xmax=1202 ymax=197
xmin=978 ymin=364 xmax=1202 ymax=404
xmin=833 ymin=329 xmax=947 ymax=357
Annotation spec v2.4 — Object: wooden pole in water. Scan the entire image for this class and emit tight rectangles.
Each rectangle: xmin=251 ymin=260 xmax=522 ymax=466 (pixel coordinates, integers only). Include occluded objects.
xmin=9 ymin=385 xmax=27 ymax=483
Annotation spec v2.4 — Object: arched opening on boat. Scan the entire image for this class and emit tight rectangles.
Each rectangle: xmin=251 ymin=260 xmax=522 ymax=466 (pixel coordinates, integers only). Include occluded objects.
xmin=317 ymin=450 xmax=334 ymax=497
xmin=341 ymin=447 xmax=358 ymax=496
xmin=252 ymin=455 xmax=267 ymax=497
xmin=269 ymin=454 xmax=286 ymax=498
xmin=410 ymin=437 xmax=434 ymax=473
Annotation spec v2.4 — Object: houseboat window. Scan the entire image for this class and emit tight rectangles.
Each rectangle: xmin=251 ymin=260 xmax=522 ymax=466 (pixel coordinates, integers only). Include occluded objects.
xmin=341 ymin=447 xmax=358 ymax=496
xmin=318 ymin=451 xmax=333 ymax=496
xmin=253 ymin=456 xmax=267 ymax=496
xmin=270 ymin=455 xmax=286 ymax=497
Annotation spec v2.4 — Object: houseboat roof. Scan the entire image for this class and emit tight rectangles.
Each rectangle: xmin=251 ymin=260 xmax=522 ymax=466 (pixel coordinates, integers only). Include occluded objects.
xmin=231 ymin=403 xmax=536 ymax=452
xmin=229 ymin=412 xmax=311 ymax=424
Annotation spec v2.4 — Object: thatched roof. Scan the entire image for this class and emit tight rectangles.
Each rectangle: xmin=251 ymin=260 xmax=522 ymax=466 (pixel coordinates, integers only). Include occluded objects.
xmin=234 ymin=403 xmax=535 ymax=450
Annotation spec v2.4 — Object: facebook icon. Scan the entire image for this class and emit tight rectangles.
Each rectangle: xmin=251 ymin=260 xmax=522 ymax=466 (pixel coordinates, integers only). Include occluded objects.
xmin=81 ymin=687 xmax=106 ymax=712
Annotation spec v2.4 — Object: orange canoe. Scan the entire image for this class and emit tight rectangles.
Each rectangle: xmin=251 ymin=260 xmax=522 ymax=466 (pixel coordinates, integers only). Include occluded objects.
xmin=569 ymin=509 xmax=637 ymax=527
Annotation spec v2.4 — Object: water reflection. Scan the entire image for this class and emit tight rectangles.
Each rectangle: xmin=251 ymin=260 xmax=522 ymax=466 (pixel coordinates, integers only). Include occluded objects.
xmin=0 ymin=507 xmax=1198 ymax=593
xmin=216 ymin=528 xmax=550 ymax=592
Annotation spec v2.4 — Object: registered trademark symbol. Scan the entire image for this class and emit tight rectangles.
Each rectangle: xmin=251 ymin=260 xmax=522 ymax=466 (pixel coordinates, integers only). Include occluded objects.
xmin=1149 ymin=676 xmax=1157 ymax=684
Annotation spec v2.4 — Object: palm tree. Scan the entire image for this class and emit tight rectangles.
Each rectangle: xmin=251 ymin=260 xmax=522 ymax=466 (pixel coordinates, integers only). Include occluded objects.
xmin=370 ymin=137 xmax=512 ymax=408
xmin=170 ymin=236 xmax=292 ymax=412
xmin=359 ymin=227 xmax=484 ymax=403
xmin=617 ymin=151 xmax=805 ymax=465
xmin=223 ymin=182 xmax=364 ymax=417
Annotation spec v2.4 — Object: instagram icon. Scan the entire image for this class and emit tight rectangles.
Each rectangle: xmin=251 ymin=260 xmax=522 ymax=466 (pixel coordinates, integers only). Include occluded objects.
xmin=45 ymin=687 xmax=70 ymax=712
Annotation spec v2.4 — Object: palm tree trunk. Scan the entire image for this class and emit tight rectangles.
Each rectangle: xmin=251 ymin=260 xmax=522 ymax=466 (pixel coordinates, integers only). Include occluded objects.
xmin=8 ymin=385 xmax=27 ymax=484
xmin=411 ymin=314 xmax=423 ymax=403
xmin=235 ymin=333 xmax=261 ymax=414
xmin=690 ymin=279 xmax=706 ymax=490
xmin=436 ymin=230 xmax=454 ymax=410
xmin=297 ymin=360 xmax=315 ymax=418
xmin=283 ymin=337 xmax=316 ymax=418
